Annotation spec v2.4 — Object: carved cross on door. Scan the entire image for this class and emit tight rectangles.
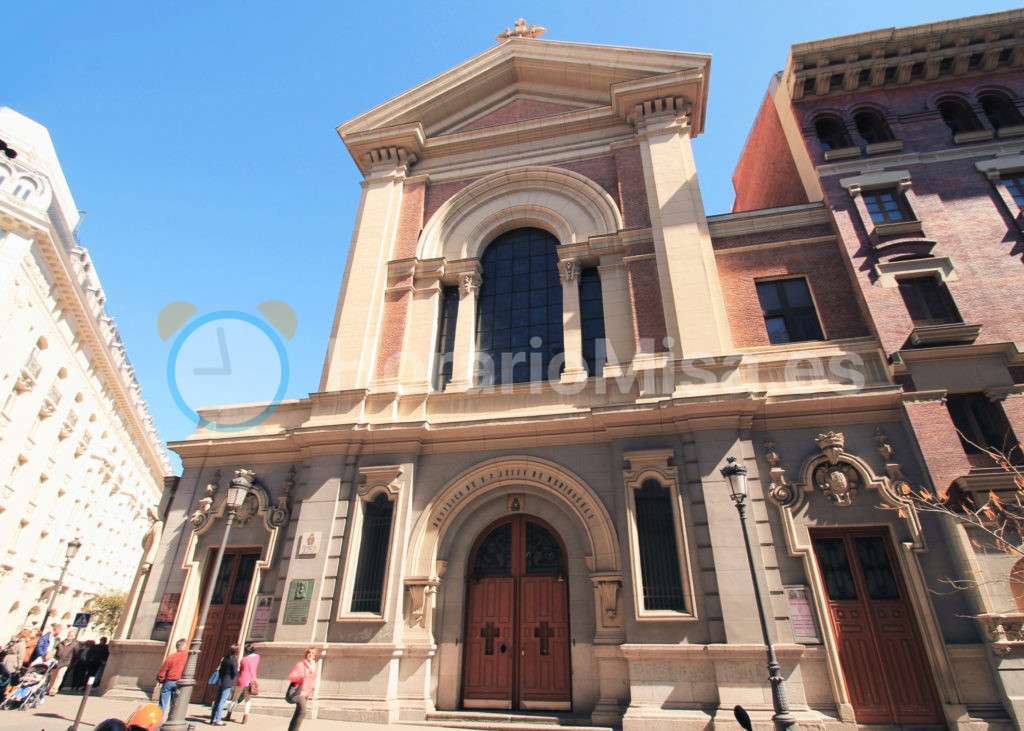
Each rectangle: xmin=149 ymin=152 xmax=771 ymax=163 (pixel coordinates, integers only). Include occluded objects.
xmin=534 ymin=621 xmax=554 ymax=656
xmin=480 ymin=621 xmax=499 ymax=655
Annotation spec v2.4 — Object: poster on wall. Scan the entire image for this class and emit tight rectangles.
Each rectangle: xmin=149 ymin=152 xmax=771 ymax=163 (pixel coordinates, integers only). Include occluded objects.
xmin=249 ymin=595 xmax=274 ymax=639
xmin=154 ymin=593 xmax=181 ymax=631
xmin=784 ymin=585 xmax=821 ymax=644
xmin=283 ymin=580 xmax=313 ymax=625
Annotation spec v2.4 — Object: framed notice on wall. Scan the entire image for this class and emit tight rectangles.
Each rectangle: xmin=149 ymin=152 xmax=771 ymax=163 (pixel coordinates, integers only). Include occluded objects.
xmin=154 ymin=593 xmax=180 ymax=631
xmin=784 ymin=585 xmax=821 ymax=644
xmin=283 ymin=580 xmax=313 ymax=625
xmin=249 ymin=595 xmax=274 ymax=640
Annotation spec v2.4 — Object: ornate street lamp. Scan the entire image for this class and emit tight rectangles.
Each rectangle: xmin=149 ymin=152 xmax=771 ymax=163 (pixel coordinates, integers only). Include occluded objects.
xmin=40 ymin=537 xmax=81 ymax=631
xmin=163 ymin=475 xmax=250 ymax=730
xmin=720 ymin=456 xmax=796 ymax=730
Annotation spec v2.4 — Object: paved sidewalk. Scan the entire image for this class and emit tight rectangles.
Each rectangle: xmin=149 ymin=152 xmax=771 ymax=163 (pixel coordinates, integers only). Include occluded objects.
xmin=0 ymin=691 xmax=459 ymax=730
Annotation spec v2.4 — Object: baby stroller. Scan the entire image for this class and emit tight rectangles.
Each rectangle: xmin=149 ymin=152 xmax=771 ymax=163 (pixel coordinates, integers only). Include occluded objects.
xmin=1 ymin=660 xmax=52 ymax=710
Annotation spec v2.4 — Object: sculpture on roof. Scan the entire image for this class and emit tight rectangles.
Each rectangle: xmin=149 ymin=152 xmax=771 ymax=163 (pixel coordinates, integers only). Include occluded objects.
xmin=496 ymin=18 xmax=546 ymax=42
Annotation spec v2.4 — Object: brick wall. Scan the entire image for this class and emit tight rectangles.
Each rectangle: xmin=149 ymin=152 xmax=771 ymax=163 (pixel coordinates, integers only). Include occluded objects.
xmin=457 ymin=100 xmax=580 ymax=132
xmin=902 ymin=396 xmax=972 ymax=491
xmin=394 ymin=179 xmax=426 ymax=260
xmin=714 ymin=238 xmax=870 ymax=348
xmin=732 ymin=93 xmax=809 ymax=212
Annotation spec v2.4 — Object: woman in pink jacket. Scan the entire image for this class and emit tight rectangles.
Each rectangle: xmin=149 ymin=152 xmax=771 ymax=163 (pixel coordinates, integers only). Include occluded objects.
xmin=287 ymin=647 xmax=318 ymax=731
xmin=224 ymin=642 xmax=259 ymax=724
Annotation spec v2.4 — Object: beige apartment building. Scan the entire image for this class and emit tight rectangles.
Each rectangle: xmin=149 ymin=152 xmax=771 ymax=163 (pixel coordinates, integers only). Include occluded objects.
xmin=0 ymin=108 xmax=171 ymax=642
xmin=109 ymin=14 xmax=1024 ymax=730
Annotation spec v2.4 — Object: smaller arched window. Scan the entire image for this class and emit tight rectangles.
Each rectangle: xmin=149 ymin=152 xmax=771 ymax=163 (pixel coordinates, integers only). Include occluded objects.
xmin=814 ymin=116 xmax=852 ymax=151
xmin=853 ymin=109 xmax=893 ymax=145
xmin=11 ymin=178 xmax=37 ymax=201
xmin=938 ymin=99 xmax=982 ymax=136
xmin=980 ymin=94 xmax=1024 ymax=131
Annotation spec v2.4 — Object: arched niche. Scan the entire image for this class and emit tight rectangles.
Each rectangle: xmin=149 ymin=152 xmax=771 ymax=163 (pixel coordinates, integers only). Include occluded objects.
xmin=417 ymin=166 xmax=623 ymax=261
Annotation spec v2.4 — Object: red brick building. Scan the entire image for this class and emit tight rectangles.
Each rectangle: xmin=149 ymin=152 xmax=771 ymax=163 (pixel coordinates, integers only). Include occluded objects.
xmin=735 ymin=9 xmax=1024 ymax=724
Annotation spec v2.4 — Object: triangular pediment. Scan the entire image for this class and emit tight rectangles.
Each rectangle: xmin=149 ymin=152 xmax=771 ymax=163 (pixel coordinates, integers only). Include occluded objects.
xmin=338 ymin=37 xmax=710 ymax=163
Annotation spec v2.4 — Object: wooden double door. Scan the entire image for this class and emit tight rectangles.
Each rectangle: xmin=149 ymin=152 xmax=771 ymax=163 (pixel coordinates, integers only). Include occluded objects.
xmin=811 ymin=529 xmax=943 ymax=725
xmin=462 ymin=516 xmax=571 ymax=710
xmin=194 ymin=548 xmax=261 ymax=704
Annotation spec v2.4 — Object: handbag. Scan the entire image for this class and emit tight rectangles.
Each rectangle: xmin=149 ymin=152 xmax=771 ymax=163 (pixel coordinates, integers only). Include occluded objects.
xmin=249 ymin=679 xmax=259 ymax=696
xmin=285 ymin=682 xmax=299 ymax=704
xmin=208 ymin=669 xmax=220 ymax=685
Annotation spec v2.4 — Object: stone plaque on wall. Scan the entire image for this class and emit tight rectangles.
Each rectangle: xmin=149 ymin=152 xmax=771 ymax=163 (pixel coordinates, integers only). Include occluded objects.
xmin=297 ymin=531 xmax=321 ymax=557
xmin=249 ymin=595 xmax=274 ymax=639
xmin=154 ymin=593 xmax=180 ymax=631
xmin=785 ymin=585 xmax=821 ymax=644
xmin=283 ymin=580 xmax=313 ymax=625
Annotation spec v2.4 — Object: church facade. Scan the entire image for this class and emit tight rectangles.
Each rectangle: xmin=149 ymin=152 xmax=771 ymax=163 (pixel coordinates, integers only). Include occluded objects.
xmin=106 ymin=13 xmax=1024 ymax=729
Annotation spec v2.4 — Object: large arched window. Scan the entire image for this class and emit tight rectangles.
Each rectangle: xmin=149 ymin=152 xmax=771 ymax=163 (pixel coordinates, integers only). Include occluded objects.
xmin=814 ymin=116 xmax=852 ymax=151
xmin=853 ymin=109 xmax=893 ymax=145
xmin=980 ymin=94 xmax=1024 ymax=131
xmin=476 ymin=227 xmax=563 ymax=385
xmin=938 ymin=98 xmax=982 ymax=136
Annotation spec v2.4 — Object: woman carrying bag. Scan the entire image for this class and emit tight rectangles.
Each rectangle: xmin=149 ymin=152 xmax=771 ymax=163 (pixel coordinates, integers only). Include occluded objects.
xmin=286 ymin=647 xmax=318 ymax=731
xmin=225 ymin=643 xmax=259 ymax=724
xmin=210 ymin=644 xmax=238 ymax=726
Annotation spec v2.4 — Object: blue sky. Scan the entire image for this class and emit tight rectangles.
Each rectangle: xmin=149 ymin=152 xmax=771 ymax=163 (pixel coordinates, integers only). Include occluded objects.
xmin=6 ymin=1 xmax=1020 ymax=472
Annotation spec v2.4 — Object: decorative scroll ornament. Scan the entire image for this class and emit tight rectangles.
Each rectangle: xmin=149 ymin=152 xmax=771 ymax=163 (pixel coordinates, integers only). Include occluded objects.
xmin=815 ymin=431 xmax=846 ymax=465
xmin=190 ymin=467 xmax=291 ymax=534
xmin=814 ymin=462 xmax=860 ymax=506
xmin=190 ymin=470 xmax=221 ymax=531
xmin=267 ymin=465 xmax=295 ymax=529
xmin=594 ymin=578 xmax=621 ymax=621
xmin=764 ymin=440 xmax=797 ymax=508
xmin=875 ymin=428 xmax=912 ymax=495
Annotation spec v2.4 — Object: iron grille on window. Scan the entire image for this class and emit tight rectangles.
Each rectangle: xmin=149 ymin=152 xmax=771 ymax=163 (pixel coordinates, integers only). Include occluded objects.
xmin=755 ymin=278 xmax=824 ymax=345
xmin=351 ymin=493 xmax=394 ymax=613
xmin=634 ymin=479 xmax=685 ymax=611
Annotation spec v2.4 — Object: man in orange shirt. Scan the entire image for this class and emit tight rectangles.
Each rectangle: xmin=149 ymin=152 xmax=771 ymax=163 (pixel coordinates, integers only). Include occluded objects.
xmin=156 ymin=639 xmax=188 ymax=725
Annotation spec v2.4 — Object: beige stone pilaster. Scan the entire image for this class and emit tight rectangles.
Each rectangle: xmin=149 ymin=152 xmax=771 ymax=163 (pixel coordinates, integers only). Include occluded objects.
xmin=447 ymin=273 xmax=481 ymax=391
xmin=320 ymin=148 xmax=413 ymax=392
xmin=399 ymin=277 xmax=443 ymax=391
xmin=597 ymin=260 xmax=634 ymax=369
xmin=631 ymin=100 xmax=731 ymax=356
xmin=559 ymin=258 xmax=587 ymax=382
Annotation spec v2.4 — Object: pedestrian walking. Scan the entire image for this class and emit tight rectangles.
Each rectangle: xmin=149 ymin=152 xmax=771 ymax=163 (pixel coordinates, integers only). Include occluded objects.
xmin=48 ymin=628 xmax=80 ymax=694
xmin=156 ymin=639 xmax=188 ymax=726
xmin=286 ymin=647 xmax=318 ymax=731
xmin=210 ymin=643 xmax=238 ymax=726
xmin=225 ymin=642 xmax=259 ymax=724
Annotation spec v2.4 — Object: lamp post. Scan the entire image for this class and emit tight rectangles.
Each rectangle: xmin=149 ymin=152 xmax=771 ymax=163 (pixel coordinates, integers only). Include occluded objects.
xmin=163 ymin=476 xmax=250 ymax=731
xmin=720 ymin=456 xmax=796 ymax=730
xmin=40 ymin=537 xmax=81 ymax=632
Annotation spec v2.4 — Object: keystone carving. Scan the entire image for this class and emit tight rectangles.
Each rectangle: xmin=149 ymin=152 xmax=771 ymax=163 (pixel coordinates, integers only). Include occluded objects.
xmin=815 ymin=431 xmax=846 ymax=465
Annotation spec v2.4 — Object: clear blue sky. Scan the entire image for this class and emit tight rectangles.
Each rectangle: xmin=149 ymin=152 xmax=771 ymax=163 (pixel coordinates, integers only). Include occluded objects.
xmin=7 ymin=1 xmax=1019 ymax=473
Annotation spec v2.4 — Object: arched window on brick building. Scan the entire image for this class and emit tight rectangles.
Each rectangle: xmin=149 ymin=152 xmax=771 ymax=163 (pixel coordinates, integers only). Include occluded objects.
xmin=853 ymin=109 xmax=893 ymax=145
xmin=938 ymin=98 xmax=982 ymax=136
xmin=980 ymin=93 xmax=1024 ymax=131
xmin=814 ymin=116 xmax=851 ymax=151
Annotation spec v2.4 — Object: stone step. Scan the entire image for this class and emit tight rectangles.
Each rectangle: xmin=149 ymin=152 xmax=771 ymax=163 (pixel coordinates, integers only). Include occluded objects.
xmin=422 ymin=711 xmax=614 ymax=730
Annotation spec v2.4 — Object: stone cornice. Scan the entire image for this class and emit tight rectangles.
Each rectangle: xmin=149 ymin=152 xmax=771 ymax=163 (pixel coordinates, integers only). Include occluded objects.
xmin=785 ymin=9 xmax=1024 ymax=101
xmin=707 ymin=201 xmax=831 ymax=237
xmin=340 ymin=123 xmax=425 ymax=177
xmin=610 ymin=67 xmax=709 ymax=135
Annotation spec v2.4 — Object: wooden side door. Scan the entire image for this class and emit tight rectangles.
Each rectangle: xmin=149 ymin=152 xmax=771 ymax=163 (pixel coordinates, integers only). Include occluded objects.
xmin=463 ymin=577 xmax=515 ymax=707
xmin=812 ymin=530 xmax=943 ymax=725
xmin=462 ymin=517 xmax=571 ymax=711
xmin=194 ymin=549 xmax=261 ymax=704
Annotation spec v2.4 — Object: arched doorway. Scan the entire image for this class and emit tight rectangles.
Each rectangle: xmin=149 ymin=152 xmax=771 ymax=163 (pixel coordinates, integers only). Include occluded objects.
xmin=462 ymin=515 xmax=571 ymax=711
